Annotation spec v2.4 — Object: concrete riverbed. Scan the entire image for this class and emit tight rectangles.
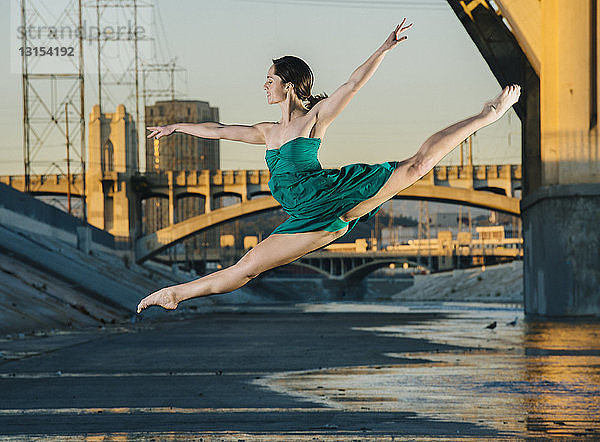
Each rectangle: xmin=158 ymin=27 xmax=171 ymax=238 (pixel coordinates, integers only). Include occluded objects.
xmin=1 ymin=301 xmax=599 ymax=440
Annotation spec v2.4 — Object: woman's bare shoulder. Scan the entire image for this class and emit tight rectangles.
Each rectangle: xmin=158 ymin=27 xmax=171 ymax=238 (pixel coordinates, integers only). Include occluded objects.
xmin=258 ymin=121 xmax=278 ymax=132
xmin=257 ymin=122 xmax=278 ymax=142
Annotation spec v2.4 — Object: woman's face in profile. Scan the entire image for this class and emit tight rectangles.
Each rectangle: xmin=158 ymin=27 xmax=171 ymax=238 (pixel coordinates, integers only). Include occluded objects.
xmin=264 ymin=64 xmax=287 ymax=104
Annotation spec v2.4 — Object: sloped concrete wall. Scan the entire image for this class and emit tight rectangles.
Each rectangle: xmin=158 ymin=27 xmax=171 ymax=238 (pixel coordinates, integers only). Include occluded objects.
xmin=0 ymin=182 xmax=126 ymax=254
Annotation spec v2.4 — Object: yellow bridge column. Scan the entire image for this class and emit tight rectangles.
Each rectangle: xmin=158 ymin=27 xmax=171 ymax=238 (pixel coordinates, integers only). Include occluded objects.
xmin=450 ymin=0 xmax=600 ymax=316
xmin=507 ymin=0 xmax=600 ymax=316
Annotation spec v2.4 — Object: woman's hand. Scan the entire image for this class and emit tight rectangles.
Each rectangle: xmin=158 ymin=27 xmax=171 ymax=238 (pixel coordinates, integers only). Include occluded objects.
xmin=381 ymin=18 xmax=413 ymax=52
xmin=147 ymin=124 xmax=176 ymax=140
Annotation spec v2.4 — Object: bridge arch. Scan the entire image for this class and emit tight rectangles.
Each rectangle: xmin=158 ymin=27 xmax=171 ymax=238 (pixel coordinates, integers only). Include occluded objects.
xmin=174 ymin=191 xmax=207 ymax=200
xmin=341 ymin=258 xmax=422 ymax=282
xmin=135 ymin=186 xmax=519 ymax=262
xmin=211 ymin=191 xmax=242 ymax=204
xmin=287 ymin=257 xmax=422 ymax=282
xmin=176 ymin=193 xmax=207 ymax=221
xmin=249 ymin=190 xmax=272 ymax=199
xmin=140 ymin=194 xmax=169 ymax=235
xmin=474 ymin=186 xmax=506 ymax=195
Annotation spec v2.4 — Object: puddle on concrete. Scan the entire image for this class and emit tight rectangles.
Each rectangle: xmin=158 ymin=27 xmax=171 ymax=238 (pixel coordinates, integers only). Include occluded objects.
xmin=253 ymin=302 xmax=600 ymax=438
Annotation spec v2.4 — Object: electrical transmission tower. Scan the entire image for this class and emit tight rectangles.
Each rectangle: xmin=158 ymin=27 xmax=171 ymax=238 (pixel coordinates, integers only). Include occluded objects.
xmin=19 ymin=0 xmax=185 ymax=219
xmin=458 ymin=134 xmax=474 ymax=167
xmin=84 ymin=0 xmax=186 ymax=172
xmin=142 ymin=60 xmax=185 ymax=103
xmin=84 ymin=0 xmax=156 ymax=172
xmin=19 ymin=0 xmax=87 ymax=220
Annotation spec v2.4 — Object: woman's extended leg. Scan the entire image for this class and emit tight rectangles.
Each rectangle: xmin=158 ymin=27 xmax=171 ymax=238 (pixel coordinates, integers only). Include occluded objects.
xmin=136 ymin=225 xmax=349 ymax=313
xmin=339 ymin=85 xmax=521 ymax=223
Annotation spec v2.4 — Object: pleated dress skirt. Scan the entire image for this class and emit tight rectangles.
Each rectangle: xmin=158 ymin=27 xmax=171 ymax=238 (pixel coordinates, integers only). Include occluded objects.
xmin=266 ymin=136 xmax=398 ymax=235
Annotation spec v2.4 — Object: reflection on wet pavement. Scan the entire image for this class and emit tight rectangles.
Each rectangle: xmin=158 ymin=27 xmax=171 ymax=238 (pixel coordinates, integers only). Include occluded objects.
xmin=254 ymin=302 xmax=600 ymax=438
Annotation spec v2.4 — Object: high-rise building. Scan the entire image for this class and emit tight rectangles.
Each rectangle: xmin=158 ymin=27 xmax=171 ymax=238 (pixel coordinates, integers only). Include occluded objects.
xmin=145 ymin=100 xmax=220 ymax=171
xmin=143 ymin=100 xmax=221 ymax=267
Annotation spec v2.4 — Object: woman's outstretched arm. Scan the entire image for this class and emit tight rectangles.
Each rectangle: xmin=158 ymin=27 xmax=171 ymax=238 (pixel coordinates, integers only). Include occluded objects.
xmin=314 ymin=19 xmax=413 ymax=126
xmin=146 ymin=121 xmax=271 ymax=145
xmin=349 ymin=19 xmax=413 ymax=90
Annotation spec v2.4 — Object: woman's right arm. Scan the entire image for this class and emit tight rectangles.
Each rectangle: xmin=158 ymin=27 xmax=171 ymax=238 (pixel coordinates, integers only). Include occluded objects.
xmin=147 ymin=122 xmax=270 ymax=145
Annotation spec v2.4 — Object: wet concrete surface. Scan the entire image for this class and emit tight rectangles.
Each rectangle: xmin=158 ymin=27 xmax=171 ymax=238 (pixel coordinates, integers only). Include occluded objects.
xmin=0 ymin=302 xmax=599 ymax=440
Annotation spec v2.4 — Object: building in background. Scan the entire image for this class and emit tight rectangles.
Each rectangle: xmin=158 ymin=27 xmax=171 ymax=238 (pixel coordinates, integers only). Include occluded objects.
xmin=145 ymin=100 xmax=219 ymax=171
xmin=87 ymin=104 xmax=138 ymax=240
xmin=143 ymin=100 xmax=221 ymax=266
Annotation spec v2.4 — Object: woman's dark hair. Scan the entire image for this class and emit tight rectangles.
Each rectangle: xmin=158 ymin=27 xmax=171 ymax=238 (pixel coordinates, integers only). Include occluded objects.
xmin=272 ymin=55 xmax=328 ymax=110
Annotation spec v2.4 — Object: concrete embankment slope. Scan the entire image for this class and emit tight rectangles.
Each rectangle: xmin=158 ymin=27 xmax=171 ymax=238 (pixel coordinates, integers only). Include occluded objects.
xmin=0 ymin=223 xmax=188 ymax=335
xmin=393 ymin=260 xmax=523 ymax=303
xmin=0 ymin=182 xmax=192 ymax=335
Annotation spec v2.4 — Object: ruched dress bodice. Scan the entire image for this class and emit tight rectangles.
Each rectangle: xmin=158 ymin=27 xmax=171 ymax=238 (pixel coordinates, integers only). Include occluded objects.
xmin=265 ymin=136 xmax=398 ymax=235
xmin=265 ymin=136 xmax=322 ymax=175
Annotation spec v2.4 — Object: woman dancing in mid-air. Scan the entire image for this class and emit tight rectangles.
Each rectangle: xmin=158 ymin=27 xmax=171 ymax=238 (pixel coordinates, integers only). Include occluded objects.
xmin=137 ymin=19 xmax=521 ymax=314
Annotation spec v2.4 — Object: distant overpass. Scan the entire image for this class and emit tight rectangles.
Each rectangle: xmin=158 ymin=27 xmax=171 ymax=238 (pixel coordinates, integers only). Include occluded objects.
xmin=155 ymin=236 xmax=522 ymax=282
xmin=294 ymin=242 xmax=521 ymax=283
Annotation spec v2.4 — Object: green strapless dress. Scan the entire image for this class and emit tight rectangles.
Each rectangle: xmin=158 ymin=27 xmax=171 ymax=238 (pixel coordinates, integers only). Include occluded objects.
xmin=265 ymin=136 xmax=398 ymax=235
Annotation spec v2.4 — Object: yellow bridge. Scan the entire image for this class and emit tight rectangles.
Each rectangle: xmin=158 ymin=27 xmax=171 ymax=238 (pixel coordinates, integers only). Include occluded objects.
xmin=0 ymin=163 xmax=521 ymax=263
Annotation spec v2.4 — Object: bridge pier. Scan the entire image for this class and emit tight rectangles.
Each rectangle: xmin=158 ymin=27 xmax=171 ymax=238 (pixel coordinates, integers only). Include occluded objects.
xmin=447 ymin=0 xmax=600 ymax=317
xmin=522 ymin=185 xmax=600 ymax=317
xmin=322 ymin=277 xmax=368 ymax=301
xmin=518 ymin=2 xmax=600 ymax=317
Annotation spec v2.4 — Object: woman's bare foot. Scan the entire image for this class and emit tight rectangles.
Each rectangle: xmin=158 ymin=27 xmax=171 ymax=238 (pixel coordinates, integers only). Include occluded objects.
xmin=481 ymin=84 xmax=521 ymax=123
xmin=137 ymin=287 xmax=180 ymax=313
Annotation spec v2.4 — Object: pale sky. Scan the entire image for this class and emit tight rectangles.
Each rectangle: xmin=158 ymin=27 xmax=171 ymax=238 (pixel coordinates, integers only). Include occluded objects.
xmin=0 ymin=0 xmax=521 ymax=176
